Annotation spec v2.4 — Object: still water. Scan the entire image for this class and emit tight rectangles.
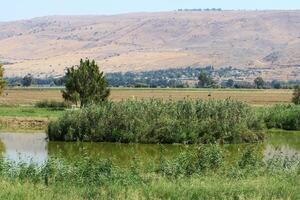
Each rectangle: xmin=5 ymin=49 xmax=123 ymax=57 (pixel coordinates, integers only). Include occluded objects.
xmin=0 ymin=131 xmax=299 ymax=166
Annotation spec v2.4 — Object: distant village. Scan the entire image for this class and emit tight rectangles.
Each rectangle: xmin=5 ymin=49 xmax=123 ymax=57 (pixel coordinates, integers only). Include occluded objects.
xmin=4 ymin=65 xmax=300 ymax=89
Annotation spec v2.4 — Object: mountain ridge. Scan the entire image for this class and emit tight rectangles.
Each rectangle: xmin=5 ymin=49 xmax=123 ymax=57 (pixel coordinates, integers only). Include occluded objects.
xmin=1 ymin=10 xmax=300 ymax=80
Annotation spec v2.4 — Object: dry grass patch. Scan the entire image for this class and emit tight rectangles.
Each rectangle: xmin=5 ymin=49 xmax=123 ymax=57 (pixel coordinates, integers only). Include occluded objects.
xmin=0 ymin=88 xmax=293 ymax=106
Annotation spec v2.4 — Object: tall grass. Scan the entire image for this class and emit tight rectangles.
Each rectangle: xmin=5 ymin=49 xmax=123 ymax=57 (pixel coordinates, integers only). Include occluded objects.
xmin=47 ymin=99 xmax=264 ymax=144
xmin=0 ymin=146 xmax=300 ymax=199
xmin=263 ymin=104 xmax=300 ymax=130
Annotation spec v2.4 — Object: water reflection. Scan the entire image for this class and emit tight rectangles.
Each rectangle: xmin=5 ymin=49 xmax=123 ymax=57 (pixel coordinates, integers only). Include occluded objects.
xmin=0 ymin=132 xmax=47 ymax=164
xmin=48 ymin=142 xmax=183 ymax=165
xmin=0 ymin=131 xmax=299 ymax=166
xmin=264 ymin=145 xmax=300 ymax=161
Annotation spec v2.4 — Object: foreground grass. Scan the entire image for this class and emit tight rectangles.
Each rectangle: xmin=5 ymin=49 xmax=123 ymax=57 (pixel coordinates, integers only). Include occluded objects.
xmin=1 ymin=174 xmax=299 ymax=200
xmin=0 ymin=146 xmax=299 ymax=199
xmin=0 ymin=180 xmax=81 ymax=200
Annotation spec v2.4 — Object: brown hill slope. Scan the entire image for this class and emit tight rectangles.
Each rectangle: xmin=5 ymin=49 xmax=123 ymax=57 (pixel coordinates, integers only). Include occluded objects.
xmin=1 ymin=11 xmax=300 ymax=80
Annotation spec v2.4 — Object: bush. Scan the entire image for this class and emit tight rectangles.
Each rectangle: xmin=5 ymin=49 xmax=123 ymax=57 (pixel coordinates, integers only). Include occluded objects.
xmin=47 ymin=99 xmax=264 ymax=144
xmin=35 ymin=100 xmax=70 ymax=110
xmin=292 ymin=85 xmax=300 ymax=105
xmin=264 ymin=104 xmax=300 ymax=130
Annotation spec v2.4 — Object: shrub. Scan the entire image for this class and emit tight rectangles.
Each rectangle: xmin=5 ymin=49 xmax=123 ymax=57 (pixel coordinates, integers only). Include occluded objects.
xmin=35 ymin=100 xmax=70 ymax=110
xmin=264 ymin=104 xmax=300 ymax=130
xmin=47 ymin=99 xmax=264 ymax=144
xmin=238 ymin=145 xmax=263 ymax=169
xmin=292 ymin=85 xmax=300 ymax=105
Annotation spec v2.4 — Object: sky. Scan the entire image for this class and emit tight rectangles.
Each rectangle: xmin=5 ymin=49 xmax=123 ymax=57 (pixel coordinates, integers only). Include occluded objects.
xmin=1 ymin=0 xmax=300 ymax=21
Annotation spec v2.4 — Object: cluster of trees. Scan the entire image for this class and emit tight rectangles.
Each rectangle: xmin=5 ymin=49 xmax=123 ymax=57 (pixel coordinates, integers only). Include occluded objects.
xmin=220 ymin=77 xmax=300 ymax=89
xmin=177 ymin=8 xmax=222 ymax=12
xmin=3 ymin=65 xmax=300 ymax=90
xmin=5 ymin=75 xmax=65 ymax=87
xmin=106 ymin=67 xmax=211 ymax=88
xmin=197 ymin=73 xmax=266 ymax=89
xmin=198 ymin=72 xmax=216 ymax=88
xmin=0 ymin=64 xmax=6 ymax=95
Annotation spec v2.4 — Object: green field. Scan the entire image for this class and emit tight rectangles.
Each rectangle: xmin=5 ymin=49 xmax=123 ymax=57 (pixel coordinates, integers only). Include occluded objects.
xmin=0 ymin=106 xmax=63 ymax=118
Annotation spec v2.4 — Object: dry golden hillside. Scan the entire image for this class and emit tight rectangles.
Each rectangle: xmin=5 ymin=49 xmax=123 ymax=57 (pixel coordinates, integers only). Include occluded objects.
xmin=1 ymin=11 xmax=300 ymax=80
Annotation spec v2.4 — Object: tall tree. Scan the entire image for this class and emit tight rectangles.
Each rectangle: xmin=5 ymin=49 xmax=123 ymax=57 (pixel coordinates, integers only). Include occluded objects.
xmin=254 ymin=77 xmax=265 ymax=89
xmin=62 ymin=59 xmax=110 ymax=107
xmin=226 ymin=79 xmax=235 ymax=88
xmin=22 ymin=74 xmax=33 ymax=87
xmin=198 ymin=72 xmax=215 ymax=88
xmin=0 ymin=64 xmax=6 ymax=95
xmin=292 ymin=85 xmax=300 ymax=105
xmin=271 ymin=80 xmax=282 ymax=89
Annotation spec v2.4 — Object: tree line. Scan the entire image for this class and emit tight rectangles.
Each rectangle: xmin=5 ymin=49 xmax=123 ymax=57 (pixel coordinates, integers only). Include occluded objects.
xmin=3 ymin=65 xmax=300 ymax=89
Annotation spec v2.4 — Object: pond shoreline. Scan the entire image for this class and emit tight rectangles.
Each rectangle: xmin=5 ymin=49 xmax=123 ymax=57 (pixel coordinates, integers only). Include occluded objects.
xmin=0 ymin=117 xmax=49 ymax=132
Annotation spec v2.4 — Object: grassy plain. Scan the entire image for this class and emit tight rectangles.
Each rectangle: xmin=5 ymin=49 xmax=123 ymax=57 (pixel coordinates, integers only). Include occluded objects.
xmin=0 ymin=106 xmax=63 ymax=118
xmin=0 ymin=88 xmax=293 ymax=106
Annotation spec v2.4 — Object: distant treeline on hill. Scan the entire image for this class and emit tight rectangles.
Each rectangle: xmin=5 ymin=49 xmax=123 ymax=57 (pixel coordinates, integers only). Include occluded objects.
xmin=4 ymin=66 xmax=300 ymax=89
xmin=177 ymin=8 xmax=222 ymax=12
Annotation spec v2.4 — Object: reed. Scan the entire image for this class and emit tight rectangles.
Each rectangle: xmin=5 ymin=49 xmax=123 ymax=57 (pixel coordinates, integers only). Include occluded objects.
xmin=47 ymin=99 xmax=265 ymax=144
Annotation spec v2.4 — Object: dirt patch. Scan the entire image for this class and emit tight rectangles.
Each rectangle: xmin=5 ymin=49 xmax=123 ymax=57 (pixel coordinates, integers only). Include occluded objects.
xmin=0 ymin=117 xmax=49 ymax=131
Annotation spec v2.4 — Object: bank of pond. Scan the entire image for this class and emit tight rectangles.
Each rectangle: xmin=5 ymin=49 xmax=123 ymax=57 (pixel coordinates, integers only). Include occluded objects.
xmin=47 ymin=99 xmax=300 ymax=144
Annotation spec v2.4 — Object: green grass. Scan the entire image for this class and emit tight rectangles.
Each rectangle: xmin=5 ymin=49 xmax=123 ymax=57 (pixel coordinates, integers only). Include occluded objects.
xmin=0 ymin=146 xmax=299 ymax=199
xmin=0 ymin=106 xmax=64 ymax=118
xmin=0 ymin=173 xmax=299 ymax=200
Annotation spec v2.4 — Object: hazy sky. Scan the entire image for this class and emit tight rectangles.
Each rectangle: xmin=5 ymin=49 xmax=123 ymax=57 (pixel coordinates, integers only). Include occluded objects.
xmin=1 ymin=0 xmax=300 ymax=21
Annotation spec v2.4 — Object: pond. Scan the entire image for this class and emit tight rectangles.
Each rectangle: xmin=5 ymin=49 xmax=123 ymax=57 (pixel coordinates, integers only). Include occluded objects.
xmin=0 ymin=130 xmax=299 ymax=166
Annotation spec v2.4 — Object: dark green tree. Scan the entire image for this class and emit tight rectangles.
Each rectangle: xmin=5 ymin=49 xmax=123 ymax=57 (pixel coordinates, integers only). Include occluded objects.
xmin=292 ymin=85 xmax=300 ymax=105
xmin=0 ymin=64 xmax=6 ymax=95
xmin=198 ymin=72 xmax=215 ymax=88
xmin=226 ymin=79 xmax=234 ymax=88
xmin=22 ymin=74 xmax=33 ymax=87
xmin=62 ymin=59 xmax=110 ymax=107
xmin=271 ymin=80 xmax=281 ymax=89
xmin=254 ymin=77 xmax=265 ymax=89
